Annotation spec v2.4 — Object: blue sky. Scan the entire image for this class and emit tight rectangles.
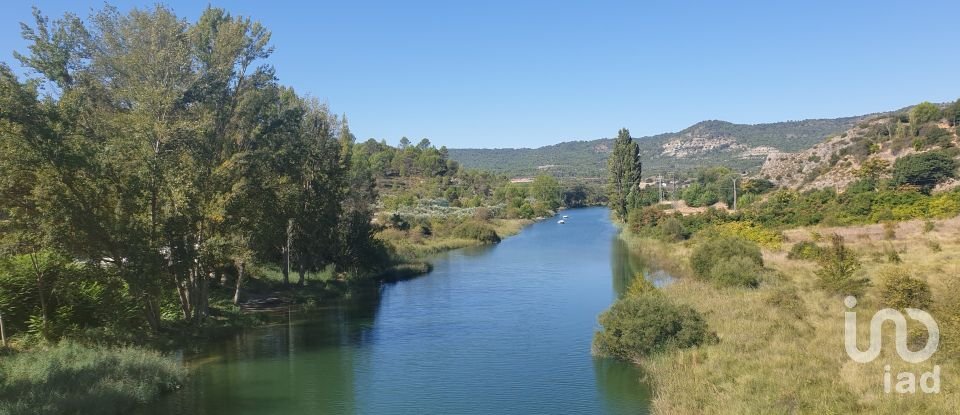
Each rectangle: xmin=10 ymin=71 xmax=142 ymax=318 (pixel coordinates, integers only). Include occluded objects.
xmin=2 ymin=1 xmax=959 ymax=148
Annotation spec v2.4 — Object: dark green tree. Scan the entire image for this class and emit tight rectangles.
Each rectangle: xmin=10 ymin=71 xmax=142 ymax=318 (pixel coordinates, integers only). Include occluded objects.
xmin=607 ymin=128 xmax=642 ymax=218
xmin=892 ymin=150 xmax=958 ymax=193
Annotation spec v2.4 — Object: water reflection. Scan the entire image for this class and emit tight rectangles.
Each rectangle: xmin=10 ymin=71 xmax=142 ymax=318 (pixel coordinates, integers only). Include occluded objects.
xmin=610 ymin=237 xmax=675 ymax=297
xmin=594 ymin=357 xmax=652 ymax=415
xmin=141 ymin=207 xmax=654 ymax=414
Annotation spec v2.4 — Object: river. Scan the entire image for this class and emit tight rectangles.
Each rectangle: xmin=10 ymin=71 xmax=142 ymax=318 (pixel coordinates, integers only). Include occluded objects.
xmin=144 ymin=207 xmax=666 ymax=414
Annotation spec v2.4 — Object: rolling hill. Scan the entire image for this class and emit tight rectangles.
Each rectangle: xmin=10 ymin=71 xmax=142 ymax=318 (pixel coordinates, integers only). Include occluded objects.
xmin=448 ymin=115 xmax=874 ymax=178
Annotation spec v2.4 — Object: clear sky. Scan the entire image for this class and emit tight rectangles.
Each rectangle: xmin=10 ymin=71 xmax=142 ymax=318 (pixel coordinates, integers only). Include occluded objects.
xmin=2 ymin=1 xmax=959 ymax=149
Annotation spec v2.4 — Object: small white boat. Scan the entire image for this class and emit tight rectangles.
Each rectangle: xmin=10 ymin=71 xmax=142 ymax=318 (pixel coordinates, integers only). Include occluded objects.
xmin=562 ymin=215 xmax=569 ymax=219
xmin=557 ymin=219 xmax=565 ymax=224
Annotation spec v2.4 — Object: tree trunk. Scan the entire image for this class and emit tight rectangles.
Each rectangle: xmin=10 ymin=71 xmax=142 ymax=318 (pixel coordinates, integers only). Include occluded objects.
xmin=144 ymin=298 xmax=162 ymax=332
xmin=283 ymin=219 xmax=293 ymax=286
xmin=233 ymin=261 xmax=245 ymax=305
xmin=174 ymin=275 xmax=191 ymax=320
xmin=28 ymin=253 xmax=49 ymax=335
xmin=0 ymin=312 xmax=6 ymax=347
xmin=297 ymin=260 xmax=306 ymax=287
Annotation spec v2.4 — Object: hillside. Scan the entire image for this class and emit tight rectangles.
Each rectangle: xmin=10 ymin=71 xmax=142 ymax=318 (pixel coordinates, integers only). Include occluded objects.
xmin=759 ymin=104 xmax=960 ymax=191
xmin=449 ymin=115 xmax=870 ymax=178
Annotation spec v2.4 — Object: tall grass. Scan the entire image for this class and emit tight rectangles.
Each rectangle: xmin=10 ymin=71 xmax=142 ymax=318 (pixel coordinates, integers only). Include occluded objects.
xmin=626 ymin=226 xmax=960 ymax=414
xmin=0 ymin=342 xmax=186 ymax=415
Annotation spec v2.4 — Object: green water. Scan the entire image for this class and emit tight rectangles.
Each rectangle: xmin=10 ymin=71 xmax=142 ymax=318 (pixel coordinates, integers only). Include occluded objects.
xmin=145 ymin=207 xmax=669 ymax=414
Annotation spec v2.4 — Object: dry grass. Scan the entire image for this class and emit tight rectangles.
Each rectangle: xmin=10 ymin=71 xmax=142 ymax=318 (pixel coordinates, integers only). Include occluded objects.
xmin=623 ymin=218 xmax=960 ymax=414
xmin=378 ymin=218 xmax=533 ymax=261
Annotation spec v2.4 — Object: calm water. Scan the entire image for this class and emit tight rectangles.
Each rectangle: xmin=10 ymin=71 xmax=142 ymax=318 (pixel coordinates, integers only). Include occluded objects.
xmin=145 ymin=207 xmax=669 ymax=414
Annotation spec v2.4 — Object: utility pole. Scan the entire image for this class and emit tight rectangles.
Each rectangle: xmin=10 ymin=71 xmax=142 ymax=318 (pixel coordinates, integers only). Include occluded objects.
xmin=657 ymin=174 xmax=663 ymax=203
xmin=732 ymin=177 xmax=738 ymax=211
xmin=672 ymin=172 xmax=678 ymax=201
xmin=1 ymin=312 xmax=6 ymax=348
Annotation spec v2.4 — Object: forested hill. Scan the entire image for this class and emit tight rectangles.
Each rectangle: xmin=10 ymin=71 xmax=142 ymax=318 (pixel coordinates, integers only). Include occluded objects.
xmin=448 ymin=115 xmax=869 ymax=178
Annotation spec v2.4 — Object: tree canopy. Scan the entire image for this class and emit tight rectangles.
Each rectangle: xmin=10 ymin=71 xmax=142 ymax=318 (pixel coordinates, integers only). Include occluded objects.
xmin=0 ymin=5 xmax=383 ymax=334
xmin=607 ymin=128 xmax=642 ymax=218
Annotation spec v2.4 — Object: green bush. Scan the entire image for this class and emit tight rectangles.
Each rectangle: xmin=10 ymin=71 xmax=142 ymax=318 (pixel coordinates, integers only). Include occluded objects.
xmin=452 ymin=221 xmax=501 ymax=243
xmin=0 ymin=341 xmax=185 ymax=415
xmin=766 ymin=287 xmax=806 ymax=320
xmin=626 ymin=273 xmax=659 ymax=298
xmin=910 ymin=102 xmax=941 ymax=126
xmin=879 ymin=268 xmax=932 ymax=310
xmin=658 ymin=217 xmax=688 ymax=241
xmin=593 ymin=294 xmax=715 ymax=360
xmin=787 ymin=241 xmax=823 ymax=261
xmin=0 ymin=253 xmax=143 ymax=341
xmin=815 ymin=234 xmax=869 ymax=296
xmin=627 ymin=206 xmax=666 ymax=233
xmin=708 ymin=256 xmax=761 ymax=288
xmin=892 ymin=150 xmax=958 ymax=194
xmin=690 ymin=236 xmax=764 ymax=283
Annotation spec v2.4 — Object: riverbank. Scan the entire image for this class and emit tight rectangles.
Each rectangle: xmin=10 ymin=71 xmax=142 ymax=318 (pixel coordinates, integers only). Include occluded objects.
xmin=620 ymin=218 xmax=960 ymax=414
xmin=131 ymin=206 xmax=651 ymax=414
xmin=0 ymin=342 xmax=186 ymax=415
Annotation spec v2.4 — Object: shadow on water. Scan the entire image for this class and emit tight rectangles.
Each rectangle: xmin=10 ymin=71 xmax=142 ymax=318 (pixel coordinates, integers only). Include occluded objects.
xmin=141 ymin=286 xmax=385 ymax=415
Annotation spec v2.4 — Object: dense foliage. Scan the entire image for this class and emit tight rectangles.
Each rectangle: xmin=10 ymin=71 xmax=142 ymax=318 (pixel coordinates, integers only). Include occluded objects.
xmin=593 ymin=289 xmax=713 ymax=360
xmin=0 ymin=6 xmax=383 ymax=338
xmin=879 ymin=268 xmax=932 ymax=310
xmin=814 ymin=235 xmax=868 ymax=296
xmin=607 ymin=128 xmax=642 ymax=218
xmin=891 ymin=150 xmax=958 ymax=193
xmin=689 ymin=237 xmax=764 ymax=287
xmin=0 ymin=341 xmax=185 ymax=414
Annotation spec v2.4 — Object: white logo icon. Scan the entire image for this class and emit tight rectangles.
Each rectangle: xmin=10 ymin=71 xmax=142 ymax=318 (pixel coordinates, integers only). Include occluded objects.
xmin=843 ymin=296 xmax=941 ymax=394
xmin=844 ymin=296 xmax=939 ymax=363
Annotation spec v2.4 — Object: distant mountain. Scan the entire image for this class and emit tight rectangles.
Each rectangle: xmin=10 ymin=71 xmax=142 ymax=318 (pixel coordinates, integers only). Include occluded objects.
xmin=448 ymin=115 xmax=875 ymax=178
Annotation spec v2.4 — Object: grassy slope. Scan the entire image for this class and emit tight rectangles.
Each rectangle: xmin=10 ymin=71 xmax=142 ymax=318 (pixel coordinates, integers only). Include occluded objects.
xmin=621 ymin=217 xmax=960 ymax=414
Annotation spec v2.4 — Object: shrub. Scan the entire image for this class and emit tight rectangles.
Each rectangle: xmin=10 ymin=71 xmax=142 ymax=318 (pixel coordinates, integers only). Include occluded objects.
xmin=928 ymin=194 xmax=960 ymax=218
xmin=690 ymin=236 xmax=764 ymax=282
xmin=708 ymin=221 xmax=784 ymax=249
xmin=926 ymin=239 xmax=942 ymax=252
xmin=815 ymin=234 xmax=869 ymax=296
xmin=658 ymin=217 xmax=688 ymax=241
xmin=472 ymin=207 xmax=493 ymax=221
xmin=708 ymin=256 xmax=761 ymax=288
xmin=593 ymin=294 xmax=715 ymax=360
xmin=628 ymin=206 xmax=666 ymax=233
xmin=452 ymin=221 xmax=501 ymax=243
xmin=787 ymin=241 xmax=823 ymax=261
xmin=909 ymin=101 xmax=941 ymax=126
xmin=925 ymin=126 xmax=952 ymax=147
xmin=923 ymin=220 xmax=936 ymax=233
xmin=0 ymin=341 xmax=185 ymax=414
xmin=884 ymin=244 xmax=902 ymax=263
xmin=626 ymin=273 xmax=659 ymax=298
xmin=766 ymin=287 xmax=806 ymax=320
xmin=879 ymin=268 xmax=932 ymax=310
xmin=891 ymin=150 xmax=958 ymax=194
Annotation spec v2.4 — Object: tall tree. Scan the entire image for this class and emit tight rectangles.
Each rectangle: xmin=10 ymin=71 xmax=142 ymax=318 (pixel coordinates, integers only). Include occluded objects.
xmin=607 ymin=128 xmax=642 ymax=218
